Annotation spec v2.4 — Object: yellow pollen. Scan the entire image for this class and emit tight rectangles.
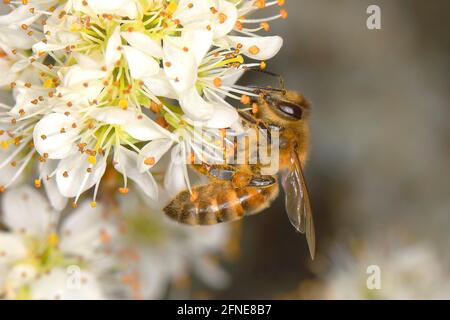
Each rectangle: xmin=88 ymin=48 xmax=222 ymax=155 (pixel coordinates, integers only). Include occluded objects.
xmin=241 ymin=95 xmax=251 ymax=105
xmin=213 ymin=77 xmax=222 ymax=88
xmin=144 ymin=157 xmax=156 ymax=166
xmin=249 ymin=45 xmax=260 ymax=55
xmin=119 ymin=99 xmax=128 ymax=109
xmin=118 ymin=187 xmax=129 ymax=194
xmin=1 ymin=141 xmax=10 ymax=150
xmin=43 ymin=78 xmax=54 ymax=88
xmin=90 ymin=201 xmax=97 ymax=208
xmin=70 ymin=23 xmax=81 ymax=32
xmin=34 ymin=179 xmax=42 ymax=188
xmin=167 ymin=1 xmax=178 ymax=15
xmin=255 ymin=0 xmax=266 ymax=9
xmin=87 ymin=156 xmax=97 ymax=165
xmin=47 ymin=233 xmax=59 ymax=247
xmin=218 ymin=13 xmax=228 ymax=24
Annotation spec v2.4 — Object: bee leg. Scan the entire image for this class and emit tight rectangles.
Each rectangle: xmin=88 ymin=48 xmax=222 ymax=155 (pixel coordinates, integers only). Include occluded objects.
xmin=238 ymin=111 xmax=272 ymax=144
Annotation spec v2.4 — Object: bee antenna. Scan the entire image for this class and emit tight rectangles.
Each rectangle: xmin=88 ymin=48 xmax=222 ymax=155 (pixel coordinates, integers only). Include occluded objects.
xmin=243 ymin=67 xmax=286 ymax=90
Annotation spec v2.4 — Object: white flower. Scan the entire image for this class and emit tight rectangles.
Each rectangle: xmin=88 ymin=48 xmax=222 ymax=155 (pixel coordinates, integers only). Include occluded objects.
xmin=0 ymin=186 xmax=113 ymax=299
xmin=310 ymin=238 xmax=450 ymax=299
xmin=0 ymin=0 xmax=287 ymax=205
xmin=71 ymin=0 xmax=140 ymax=19
xmin=32 ymin=106 xmax=171 ymax=205
xmin=0 ymin=4 xmax=40 ymax=51
xmin=112 ymin=194 xmax=231 ymax=299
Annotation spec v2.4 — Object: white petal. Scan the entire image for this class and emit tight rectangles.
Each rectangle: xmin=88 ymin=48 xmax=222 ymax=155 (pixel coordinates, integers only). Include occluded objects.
xmin=164 ymin=145 xmax=187 ymax=197
xmin=33 ymin=113 xmax=79 ymax=159
xmin=174 ymin=0 xmax=212 ymax=27
xmin=0 ymin=233 xmax=27 ymax=264
xmin=63 ymin=65 xmax=107 ymax=87
xmin=60 ymin=201 xmax=113 ymax=260
xmin=227 ymin=36 xmax=283 ymax=60
xmin=133 ymin=251 xmax=170 ymax=299
xmin=1 ymin=186 xmax=53 ymax=236
xmin=213 ymin=0 xmax=238 ymax=38
xmin=181 ymin=30 xmax=212 ymax=65
xmin=9 ymin=58 xmax=30 ymax=73
xmin=138 ymin=139 xmax=174 ymax=173
xmin=120 ymin=1 xmax=138 ymax=19
xmin=90 ymin=107 xmax=171 ymax=141
xmin=0 ymin=5 xmax=39 ymax=27
xmin=114 ymin=146 xmax=158 ymax=199
xmin=142 ymin=70 xmax=178 ymax=99
xmin=30 ymin=268 xmax=104 ymax=300
xmin=178 ymin=88 xmax=214 ymax=121
xmin=121 ymin=31 xmax=163 ymax=57
xmin=6 ymin=264 xmax=37 ymax=289
xmin=40 ymin=160 xmax=68 ymax=211
xmin=163 ymin=37 xmax=197 ymax=93
xmin=122 ymin=45 xmax=159 ymax=79
xmin=0 ymin=29 xmax=34 ymax=49
xmin=200 ymin=104 xmax=239 ymax=129
xmin=105 ymin=26 xmax=122 ymax=70
xmin=85 ymin=0 xmax=129 ymax=14
xmin=74 ymin=53 xmax=102 ymax=70
xmin=193 ymin=257 xmax=230 ymax=289
xmin=32 ymin=41 xmax=68 ymax=53
xmin=56 ymin=154 xmax=107 ymax=198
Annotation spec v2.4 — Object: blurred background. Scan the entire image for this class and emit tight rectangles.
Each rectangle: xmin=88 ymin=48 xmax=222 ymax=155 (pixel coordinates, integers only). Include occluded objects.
xmin=215 ymin=0 xmax=450 ymax=299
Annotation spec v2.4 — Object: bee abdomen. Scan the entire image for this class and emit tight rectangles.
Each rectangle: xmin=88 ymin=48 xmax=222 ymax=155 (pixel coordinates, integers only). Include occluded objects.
xmin=164 ymin=182 xmax=279 ymax=226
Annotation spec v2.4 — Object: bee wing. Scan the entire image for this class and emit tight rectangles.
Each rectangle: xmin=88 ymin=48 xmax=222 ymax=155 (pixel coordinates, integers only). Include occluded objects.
xmin=283 ymin=149 xmax=316 ymax=259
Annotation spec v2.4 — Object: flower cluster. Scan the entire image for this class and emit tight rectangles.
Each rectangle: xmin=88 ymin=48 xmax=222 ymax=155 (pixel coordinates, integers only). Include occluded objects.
xmin=0 ymin=0 xmax=286 ymax=300
xmin=0 ymin=186 xmax=233 ymax=299
xmin=0 ymin=0 xmax=287 ymax=208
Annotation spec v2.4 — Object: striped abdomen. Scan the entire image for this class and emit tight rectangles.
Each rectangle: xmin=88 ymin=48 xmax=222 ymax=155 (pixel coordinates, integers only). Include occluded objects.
xmin=164 ymin=181 xmax=279 ymax=225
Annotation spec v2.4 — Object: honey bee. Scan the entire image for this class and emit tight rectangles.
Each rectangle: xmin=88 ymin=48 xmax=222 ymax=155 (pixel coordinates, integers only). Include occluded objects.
xmin=164 ymin=88 xmax=315 ymax=258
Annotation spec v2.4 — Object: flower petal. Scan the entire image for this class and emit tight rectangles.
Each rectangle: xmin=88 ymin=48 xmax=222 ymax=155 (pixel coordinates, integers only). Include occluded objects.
xmin=1 ymin=186 xmax=53 ymax=236
xmin=122 ymin=45 xmax=159 ymax=79
xmin=164 ymin=145 xmax=188 ymax=197
xmin=142 ymin=70 xmax=178 ymax=99
xmin=56 ymin=154 xmax=107 ymax=198
xmin=121 ymin=31 xmax=163 ymax=57
xmin=181 ymin=30 xmax=213 ymax=65
xmin=201 ymin=103 xmax=239 ymax=129
xmin=227 ymin=36 xmax=283 ymax=60
xmin=0 ymin=233 xmax=27 ymax=264
xmin=63 ymin=65 xmax=107 ymax=87
xmin=60 ymin=201 xmax=113 ymax=260
xmin=174 ymin=0 xmax=212 ymax=28
xmin=0 ymin=5 xmax=40 ymax=27
xmin=30 ymin=268 xmax=104 ymax=300
xmin=213 ymin=0 xmax=238 ymax=38
xmin=40 ymin=160 xmax=68 ymax=211
xmin=138 ymin=139 xmax=174 ymax=173
xmin=105 ymin=27 xmax=122 ymax=70
xmin=114 ymin=146 xmax=158 ymax=199
xmin=178 ymin=88 xmax=214 ymax=121
xmin=163 ymin=37 xmax=197 ymax=93
xmin=90 ymin=107 xmax=171 ymax=141
xmin=33 ymin=113 xmax=79 ymax=160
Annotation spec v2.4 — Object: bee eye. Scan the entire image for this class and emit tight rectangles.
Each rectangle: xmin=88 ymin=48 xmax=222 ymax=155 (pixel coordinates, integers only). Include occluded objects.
xmin=277 ymin=102 xmax=303 ymax=120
